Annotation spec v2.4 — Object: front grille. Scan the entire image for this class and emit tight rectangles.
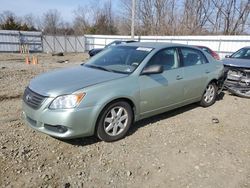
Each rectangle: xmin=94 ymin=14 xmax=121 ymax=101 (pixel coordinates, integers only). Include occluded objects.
xmin=23 ymin=87 xmax=47 ymax=109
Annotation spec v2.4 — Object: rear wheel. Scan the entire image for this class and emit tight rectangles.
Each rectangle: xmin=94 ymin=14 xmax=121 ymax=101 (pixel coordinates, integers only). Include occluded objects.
xmin=96 ymin=101 xmax=133 ymax=142
xmin=200 ymin=82 xmax=217 ymax=107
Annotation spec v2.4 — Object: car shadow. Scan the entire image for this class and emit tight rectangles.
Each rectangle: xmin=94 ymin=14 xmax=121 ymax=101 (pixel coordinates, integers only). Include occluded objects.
xmin=127 ymin=103 xmax=198 ymax=137
xmin=217 ymin=91 xmax=225 ymax=101
xmin=61 ymin=136 xmax=100 ymax=147
xmin=64 ymin=99 xmax=222 ymax=146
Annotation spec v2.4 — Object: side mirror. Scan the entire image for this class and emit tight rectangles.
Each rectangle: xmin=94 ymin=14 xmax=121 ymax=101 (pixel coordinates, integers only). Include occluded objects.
xmin=225 ymin=55 xmax=230 ymax=58
xmin=141 ymin=65 xmax=164 ymax=75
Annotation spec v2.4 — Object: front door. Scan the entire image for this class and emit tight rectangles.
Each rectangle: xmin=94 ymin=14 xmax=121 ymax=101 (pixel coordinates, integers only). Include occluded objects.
xmin=139 ymin=48 xmax=184 ymax=118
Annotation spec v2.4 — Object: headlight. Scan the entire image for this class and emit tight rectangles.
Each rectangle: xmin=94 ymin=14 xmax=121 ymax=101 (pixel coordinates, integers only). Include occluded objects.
xmin=49 ymin=93 xmax=85 ymax=109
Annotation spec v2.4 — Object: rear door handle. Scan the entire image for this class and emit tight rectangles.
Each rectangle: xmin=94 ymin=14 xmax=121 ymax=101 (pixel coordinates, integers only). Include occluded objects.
xmin=205 ymin=70 xmax=210 ymax=74
xmin=176 ymin=75 xmax=183 ymax=80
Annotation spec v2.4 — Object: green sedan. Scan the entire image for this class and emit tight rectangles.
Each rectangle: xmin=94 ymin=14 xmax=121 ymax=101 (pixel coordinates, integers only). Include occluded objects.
xmin=22 ymin=42 xmax=224 ymax=142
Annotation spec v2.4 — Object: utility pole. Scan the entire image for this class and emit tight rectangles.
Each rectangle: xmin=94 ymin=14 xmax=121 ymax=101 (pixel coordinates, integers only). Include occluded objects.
xmin=131 ymin=0 xmax=135 ymax=39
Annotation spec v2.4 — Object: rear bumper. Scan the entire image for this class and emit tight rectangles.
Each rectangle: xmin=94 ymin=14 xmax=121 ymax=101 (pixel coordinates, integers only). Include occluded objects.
xmin=22 ymin=99 xmax=99 ymax=139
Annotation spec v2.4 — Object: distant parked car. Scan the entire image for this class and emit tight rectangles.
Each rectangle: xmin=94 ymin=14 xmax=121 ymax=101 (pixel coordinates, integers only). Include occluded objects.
xmin=88 ymin=40 xmax=137 ymax=57
xmin=224 ymin=47 xmax=250 ymax=61
xmin=222 ymin=47 xmax=250 ymax=98
xmin=194 ymin=45 xmax=220 ymax=60
xmin=22 ymin=42 xmax=224 ymax=142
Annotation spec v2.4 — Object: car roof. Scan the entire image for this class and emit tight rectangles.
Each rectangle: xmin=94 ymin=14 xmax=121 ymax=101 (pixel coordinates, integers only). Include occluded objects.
xmin=113 ymin=40 xmax=137 ymax=43
xmin=193 ymin=45 xmax=209 ymax=49
xmin=121 ymin=42 xmax=194 ymax=50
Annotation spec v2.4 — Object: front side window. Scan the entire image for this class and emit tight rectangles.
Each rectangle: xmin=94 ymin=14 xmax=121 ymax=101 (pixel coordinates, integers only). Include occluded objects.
xmin=146 ymin=48 xmax=179 ymax=71
xmin=180 ymin=48 xmax=208 ymax=67
xmin=84 ymin=46 xmax=153 ymax=74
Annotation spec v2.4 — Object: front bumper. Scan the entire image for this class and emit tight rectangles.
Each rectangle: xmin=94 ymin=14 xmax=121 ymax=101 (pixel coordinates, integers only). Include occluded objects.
xmin=22 ymin=98 xmax=99 ymax=139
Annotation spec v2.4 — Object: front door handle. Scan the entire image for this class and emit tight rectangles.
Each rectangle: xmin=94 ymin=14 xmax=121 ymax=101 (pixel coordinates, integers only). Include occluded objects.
xmin=176 ymin=75 xmax=183 ymax=80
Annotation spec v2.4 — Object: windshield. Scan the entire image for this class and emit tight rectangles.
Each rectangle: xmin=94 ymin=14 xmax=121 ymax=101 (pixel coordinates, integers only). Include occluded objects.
xmin=84 ymin=46 xmax=153 ymax=74
xmin=231 ymin=48 xmax=250 ymax=59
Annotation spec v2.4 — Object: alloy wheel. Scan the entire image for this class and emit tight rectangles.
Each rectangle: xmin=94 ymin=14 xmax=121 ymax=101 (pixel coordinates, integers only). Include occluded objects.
xmin=203 ymin=84 xmax=215 ymax=103
xmin=104 ymin=106 xmax=129 ymax=136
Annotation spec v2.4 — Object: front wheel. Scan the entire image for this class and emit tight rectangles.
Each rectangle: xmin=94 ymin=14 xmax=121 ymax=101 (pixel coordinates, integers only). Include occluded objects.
xmin=200 ymin=82 xmax=217 ymax=107
xmin=96 ymin=101 xmax=133 ymax=142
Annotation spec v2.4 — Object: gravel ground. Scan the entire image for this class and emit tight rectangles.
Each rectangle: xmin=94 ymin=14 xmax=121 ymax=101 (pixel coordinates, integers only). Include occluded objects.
xmin=0 ymin=53 xmax=250 ymax=188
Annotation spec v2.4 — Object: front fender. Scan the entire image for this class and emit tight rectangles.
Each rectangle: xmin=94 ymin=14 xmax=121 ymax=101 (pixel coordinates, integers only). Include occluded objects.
xmin=76 ymin=76 xmax=141 ymax=132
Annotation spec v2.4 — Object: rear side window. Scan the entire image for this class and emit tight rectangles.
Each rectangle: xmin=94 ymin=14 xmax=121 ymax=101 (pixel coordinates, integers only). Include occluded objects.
xmin=180 ymin=48 xmax=208 ymax=67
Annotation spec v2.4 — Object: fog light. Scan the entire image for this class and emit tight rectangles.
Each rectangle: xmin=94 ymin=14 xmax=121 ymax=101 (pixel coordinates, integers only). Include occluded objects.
xmin=44 ymin=124 xmax=68 ymax=133
xmin=57 ymin=125 xmax=68 ymax=133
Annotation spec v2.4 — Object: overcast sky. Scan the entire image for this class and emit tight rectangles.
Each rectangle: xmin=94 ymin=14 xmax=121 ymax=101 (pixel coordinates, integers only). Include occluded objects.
xmin=0 ymin=0 xmax=117 ymax=22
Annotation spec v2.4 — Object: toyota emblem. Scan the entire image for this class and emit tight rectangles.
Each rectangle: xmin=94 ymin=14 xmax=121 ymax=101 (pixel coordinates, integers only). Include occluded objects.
xmin=26 ymin=94 xmax=32 ymax=102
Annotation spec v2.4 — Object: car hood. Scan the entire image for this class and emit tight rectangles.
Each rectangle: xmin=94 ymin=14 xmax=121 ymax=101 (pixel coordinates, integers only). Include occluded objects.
xmin=223 ymin=58 xmax=250 ymax=68
xmin=29 ymin=65 xmax=127 ymax=97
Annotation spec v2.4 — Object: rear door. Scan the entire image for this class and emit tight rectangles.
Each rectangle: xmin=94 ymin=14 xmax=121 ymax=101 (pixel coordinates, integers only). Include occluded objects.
xmin=139 ymin=48 xmax=184 ymax=117
xmin=179 ymin=47 xmax=211 ymax=101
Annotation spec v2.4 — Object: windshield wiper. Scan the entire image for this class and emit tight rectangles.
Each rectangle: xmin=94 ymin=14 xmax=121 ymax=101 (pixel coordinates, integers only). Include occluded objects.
xmin=84 ymin=64 xmax=114 ymax=72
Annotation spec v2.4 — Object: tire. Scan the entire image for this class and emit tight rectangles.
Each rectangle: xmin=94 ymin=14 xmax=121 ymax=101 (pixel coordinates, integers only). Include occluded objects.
xmin=200 ymin=82 xmax=218 ymax=107
xmin=96 ymin=101 xmax=133 ymax=142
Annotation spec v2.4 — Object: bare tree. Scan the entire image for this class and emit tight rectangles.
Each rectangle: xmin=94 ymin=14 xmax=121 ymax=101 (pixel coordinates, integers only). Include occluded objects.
xmin=42 ymin=9 xmax=63 ymax=35
xmin=73 ymin=6 xmax=92 ymax=35
xmin=1 ymin=0 xmax=249 ymax=35
xmin=0 ymin=11 xmax=18 ymax=25
xmin=90 ymin=0 xmax=117 ymax=34
xmin=22 ymin=14 xmax=37 ymax=30
xmin=0 ymin=11 xmax=21 ymax=30
xmin=230 ymin=0 xmax=250 ymax=34
xmin=117 ymin=0 xmax=249 ymax=35
xmin=0 ymin=11 xmax=37 ymax=31
xmin=117 ymin=0 xmax=134 ymax=35
xmin=210 ymin=0 xmax=250 ymax=34
xmin=180 ymin=0 xmax=212 ymax=34
xmin=137 ymin=0 xmax=154 ymax=35
xmin=119 ymin=0 xmax=183 ymax=35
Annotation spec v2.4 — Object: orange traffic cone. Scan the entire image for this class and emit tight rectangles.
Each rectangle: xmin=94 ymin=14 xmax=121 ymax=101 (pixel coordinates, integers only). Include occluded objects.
xmin=32 ymin=56 xmax=35 ymax=65
xmin=32 ymin=56 xmax=37 ymax=65
xmin=25 ymin=56 xmax=30 ymax=64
